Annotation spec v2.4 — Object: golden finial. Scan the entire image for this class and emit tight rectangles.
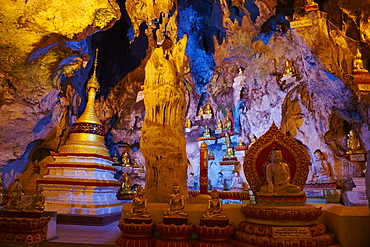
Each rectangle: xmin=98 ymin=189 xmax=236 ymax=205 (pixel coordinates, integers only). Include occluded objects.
xmin=86 ymin=49 xmax=100 ymax=92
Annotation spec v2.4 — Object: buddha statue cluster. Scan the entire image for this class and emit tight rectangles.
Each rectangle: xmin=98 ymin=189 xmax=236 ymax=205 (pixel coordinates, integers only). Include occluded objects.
xmin=197 ymin=104 xmax=213 ymax=118
xmin=4 ymin=180 xmax=45 ymax=212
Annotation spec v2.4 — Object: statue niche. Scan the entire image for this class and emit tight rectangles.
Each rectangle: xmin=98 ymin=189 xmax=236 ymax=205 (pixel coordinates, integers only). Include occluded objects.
xmin=243 ymin=123 xmax=310 ymax=206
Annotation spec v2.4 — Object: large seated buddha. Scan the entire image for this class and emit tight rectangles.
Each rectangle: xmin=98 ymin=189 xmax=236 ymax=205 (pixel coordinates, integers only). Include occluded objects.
xmin=244 ymin=123 xmax=310 ymax=206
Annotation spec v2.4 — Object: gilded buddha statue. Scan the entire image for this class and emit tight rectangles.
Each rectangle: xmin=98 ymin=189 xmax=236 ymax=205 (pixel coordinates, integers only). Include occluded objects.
xmin=283 ymin=59 xmax=295 ymax=77
xmin=204 ymin=104 xmax=213 ymax=116
xmin=121 ymin=151 xmax=131 ymax=167
xmin=260 ymin=148 xmax=301 ymax=194
xmin=5 ymin=179 xmax=24 ymax=211
xmin=119 ymin=172 xmax=134 ymax=194
xmin=203 ymin=125 xmax=211 ymax=138
xmin=202 ymin=189 xmax=227 ymax=219
xmin=216 ymin=118 xmax=223 ymax=130
xmin=26 ymin=184 xmax=45 ymax=212
xmin=163 ymin=183 xmax=188 ymax=218
xmin=353 ymin=49 xmax=369 ymax=73
xmin=224 ymin=144 xmax=235 ymax=158
xmin=125 ymin=186 xmax=150 ymax=219
xmin=185 ymin=118 xmax=192 ymax=128
xmin=346 ymin=129 xmax=365 ymax=154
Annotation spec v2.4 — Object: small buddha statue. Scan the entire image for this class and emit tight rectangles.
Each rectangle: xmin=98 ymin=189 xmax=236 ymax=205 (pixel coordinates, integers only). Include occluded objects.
xmin=230 ymin=171 xmax=244 ymax=190
xmin=26 ymin=184 xmax=45 ymax=212
xmin=237 ymin=139 xmax=245 ymax=147
xmin=224 ymin=144 xmax=235 ymax=158
xmin=119 ymin=172 xmax=134 ymax=194
xmin=249 ymin=134 xmax=257 ymax=148
xmin=5 ymin=179 xmax=24 ymax=211
xmin=224 ymin=132 xmax=231 ymax=145
xmin=259 ymin=148 xmax=301 ymax=194
xmin=139 ymin=166 xmax=145 ymax=173
xmin=309 ymin=149 xmax=335 ymax=183
xmin=215 ymin=172 xmax=225 ymax=190
xmin=223 ymin=116 xmax=232 ymax=131
xmin=125 ymin=186 xmax=150 ymax=219
xmin=283 ymin=59 xmax=295 ymax=77
xmin=133 ymin=159 xmax=139 ymax=168
xmin=113 ymin=153 xmax=120 ymax=165
xmin=346 ymin=129 xmax=366 ymax=154
xmin=198 ymin=107 xmax=204 ymax=117
xmin=203 ymin=125 xmax=211 ymax=138
xmin=209 ymin=149 xmax=214 ymax=156
xmin=216 ymin=119 xmax=223 ymax=130
xmin=185 ymin=118 xmax=192 ymax=128
xmin=121 ymin=151 xmax=131 ymax=167
xmin=353 ymin=49 xmax=369 ymax=73
xmin=163 ymin=183 xmax=188 ymax=218
xmin=204 ymin=104 xmax=213 ymax=116
xmin=202 ymin=189 xmax=227 ymax=219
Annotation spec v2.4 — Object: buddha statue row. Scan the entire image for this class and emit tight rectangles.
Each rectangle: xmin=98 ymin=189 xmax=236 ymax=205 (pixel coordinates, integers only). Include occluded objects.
xmin=2 ymin=179 xmax=45 ymax=212
xmin=125 ymin=183 xmax=228 ymax=221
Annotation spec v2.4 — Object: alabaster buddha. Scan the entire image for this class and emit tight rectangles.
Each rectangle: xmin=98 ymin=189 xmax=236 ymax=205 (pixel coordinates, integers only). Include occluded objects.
xmin=260 ymin=149 xmax=301 ymax=194
xmin=202 ymin=189 xmax=227 ymax=219
xmin=353 ymin=49 xmax=369 ymax=73
xmin=309 ymin=149 xmax=335 ymax=183
xmin=230 ymin=170 xmax=244 ymax=190
xmin=126 ymin=186 xmax=150 ymax=219
xmin=163 ymin=183 xmax=188 ymax=218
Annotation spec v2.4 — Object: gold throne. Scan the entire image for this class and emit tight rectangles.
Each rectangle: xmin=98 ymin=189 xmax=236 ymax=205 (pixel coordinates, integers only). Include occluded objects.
xmin=243 ymin=123 xmax=310 ymax=205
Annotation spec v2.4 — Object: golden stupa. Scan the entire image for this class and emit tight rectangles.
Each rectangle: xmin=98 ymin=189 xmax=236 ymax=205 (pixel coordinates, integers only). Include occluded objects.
xmin=59 ymin=49 xmax=109 ymax=157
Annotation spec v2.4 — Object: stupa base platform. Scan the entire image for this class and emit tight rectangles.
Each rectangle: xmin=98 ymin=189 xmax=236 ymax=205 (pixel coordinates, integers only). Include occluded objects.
xmin=57 ymin=211 xmax=121 ymax=226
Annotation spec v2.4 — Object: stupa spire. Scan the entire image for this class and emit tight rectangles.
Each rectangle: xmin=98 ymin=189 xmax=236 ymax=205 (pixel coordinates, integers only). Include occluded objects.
xmin=75 ymin=49 xmax=102 ymax=125
xmin=59 ymin=49 xmax=109 ymax=156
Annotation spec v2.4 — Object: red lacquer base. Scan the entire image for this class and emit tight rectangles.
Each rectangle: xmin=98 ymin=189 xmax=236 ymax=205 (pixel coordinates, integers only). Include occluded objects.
xmin=116 ymin=220 xmax=156 ymax=247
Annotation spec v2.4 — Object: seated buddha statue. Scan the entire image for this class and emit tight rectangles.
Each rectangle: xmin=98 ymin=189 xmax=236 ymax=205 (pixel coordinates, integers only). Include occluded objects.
xmin=26 ymin=184 xmax=45 ymax=212
xmin=121 ymin=151 xmax=131 ymax=167
xmin=119 ymin=172 xmax=134 ymax=194
xmin=249 ymin=134 xmax=257 ymax=148
xmin=202 ymin=125 xmax=211 ymax=138
xmin=346 ymin=129 xmax=366 ymax=154
xmin=5 ymin=179 xmax=24 ymax=211
xmin=163 ymin=183 xmax=188 ymax=218
xmin=223 ymin=116 xmax=232 ymax=131
xmin=224 ymin=144 xmax=235 ymax=159
xmin=216 ymin=119 xmax=223 ymax=130
xmin=126 ymin=186 xmax=150 ymax=219
xmin=202 ymin=189 xmax=227 ymax=219
xmin=204 ymin=104 xmax=213 ymax=116
xmin=283 ymin=59 xmax=295 ymax=77
xmin=260 ymin=148 xmax=301 ymax=194
xmin=230 ymin=170 xmax=244 ymax=190
xmin=185 ymin=118 xmax=192 ymax=128
xmin=353 ymin=49 xmax=369 ymax=73
xmin=309 ymin=149 xmax=335 ymax=183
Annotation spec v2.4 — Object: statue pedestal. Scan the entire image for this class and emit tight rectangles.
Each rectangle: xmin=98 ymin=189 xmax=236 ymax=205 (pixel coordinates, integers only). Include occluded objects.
xmin=155 ymin=223 xmax=194 ymax=247
xmin=163 ymin=217 xmax=188 ymax=225
xmin=116 ymin=220 xmax=156 ymax=247
xmin=0 ymin=215 xmax=50 ymax=245
xmin=305 ymin=183 xmax=342 ymax=204
xmin=200 ymin=218 xmax=229 ymax=227
xmin=194 ymin=223 xmax=235 ymax=247
xmin=234 ymin=204 xmax=335 ymax=247
xmin=344 ymin=177 xmax=368 ymax=206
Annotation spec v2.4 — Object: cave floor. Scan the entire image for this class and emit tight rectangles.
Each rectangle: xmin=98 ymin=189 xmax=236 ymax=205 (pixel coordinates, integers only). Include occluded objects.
xmin=41 ymin=221 xmax=120 ymax=247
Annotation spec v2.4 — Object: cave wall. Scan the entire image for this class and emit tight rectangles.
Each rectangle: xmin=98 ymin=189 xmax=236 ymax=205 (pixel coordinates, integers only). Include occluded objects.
xmin=0 ymin=0 xmax=370 ymax=200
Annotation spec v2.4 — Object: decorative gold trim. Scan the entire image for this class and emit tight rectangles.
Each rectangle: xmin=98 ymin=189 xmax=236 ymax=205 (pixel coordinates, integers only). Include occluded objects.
xmin=243 ymin=123 xmax=310 ymax=195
